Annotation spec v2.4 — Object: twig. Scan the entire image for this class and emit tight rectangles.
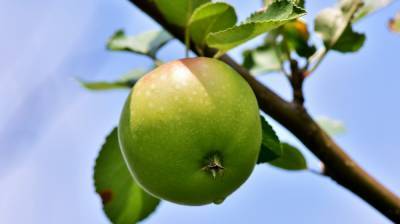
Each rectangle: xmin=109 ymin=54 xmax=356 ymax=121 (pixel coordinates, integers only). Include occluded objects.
xmin=289 ymin=59 xmax=305 ymax=105
xmin=306 ymin=48 xmax=328 ymax=76
xmin=307 ymin=0 xmax=364 ymax=76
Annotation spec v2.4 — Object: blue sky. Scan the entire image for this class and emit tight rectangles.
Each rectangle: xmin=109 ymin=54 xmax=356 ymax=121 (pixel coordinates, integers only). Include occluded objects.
xmin=0 ymin=0 xmax=399 ymax=223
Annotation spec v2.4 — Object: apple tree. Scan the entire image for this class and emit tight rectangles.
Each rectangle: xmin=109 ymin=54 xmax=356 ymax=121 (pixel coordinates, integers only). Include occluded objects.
xmin=80 ymin=0 xmax=400 ymax=223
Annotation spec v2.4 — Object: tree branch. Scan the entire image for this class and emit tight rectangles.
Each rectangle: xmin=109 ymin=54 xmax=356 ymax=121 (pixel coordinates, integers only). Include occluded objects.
xmin=127 ymin=0 xmax=400 ymax=222
xmin=289 ymin=59 xmax=305 ymax=105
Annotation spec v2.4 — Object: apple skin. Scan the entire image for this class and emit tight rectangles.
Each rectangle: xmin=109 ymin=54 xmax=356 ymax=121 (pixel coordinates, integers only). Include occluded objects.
xmin=119 ymin=57 xmax=261 ymax=205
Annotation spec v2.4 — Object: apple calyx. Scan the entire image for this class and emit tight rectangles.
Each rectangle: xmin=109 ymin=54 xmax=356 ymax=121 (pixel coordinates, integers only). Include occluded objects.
xmin=202 ymin=154 xmax=224 ymax=179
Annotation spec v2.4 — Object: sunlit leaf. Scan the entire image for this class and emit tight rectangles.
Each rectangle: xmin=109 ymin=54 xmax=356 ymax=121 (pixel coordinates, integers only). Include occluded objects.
xmin=188 ymin=2 xmax=237 ymax=47
xmin=207 ymin=0 xmax=306 ymax=55
xmin=78 ymin=70 xmax=145 ymax=91
xmin=154 ymin=0 xmax=210 ymax=27
xmin=353 ymin=0 xmax=393 ymax=21
xmin=107 ymin=30 xmax=172 ymax=57
xmin=295 ymin=0 xmax=305 ymax=8
xmin=79 ymin=81 xmax=133 ymax=90
xmin=314 ymin=5 xmax=365 ymax=53
xmin=94 ymin=128 xmax=160 ymax=224
xmin=315 ymin=8 xmax=346 ymax=46
xmin=257 ymin=116 xmax=282 ymax=164
xmin=264 ymin=0 xmax=305 ymax=8
xmin=268 ymin=143 xmax=307 ymax=170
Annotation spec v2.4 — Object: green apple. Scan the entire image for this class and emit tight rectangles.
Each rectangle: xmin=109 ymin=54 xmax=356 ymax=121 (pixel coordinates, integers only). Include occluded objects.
xmin=119 ymin=57 xmax=261 ymax=205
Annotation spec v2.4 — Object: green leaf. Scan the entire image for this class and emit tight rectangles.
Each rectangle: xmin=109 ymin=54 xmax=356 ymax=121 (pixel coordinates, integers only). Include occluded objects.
xmin=154 ymin=0 xmax=210 ymax=27
xmin=263 ymin=0 xmax=274 ymax=6
xmin=316 ymin=116 xmax=346 ymax=136
xmin=242 ymin=18 xmax=315 ymax=74
xmin=94 ymin=128 xmax=161 ymax=224
xmin=294 ymin=0 xmax=305 ymax=8
xmin=268 ymin=143 xmax=307 ymax=170
xmin=264 ymin=0 xmax=305 ymax=8
xmin=206 ymin=0 xmax=306 ymax=54
xmin=79 ymin=81 xmax=133 ymax=90
xmin=315 ymin=8 xmax=345 ymax=46
xmin=257 ymin=116 xmax=282 ymax=164
xmin=188 ymin=2 xmax=237 ymax=48
xmin=353 ymin=0 xmax=393 ymax=22
xmin=79 ymin=70 xmax=145 ymax=91
xmin=281 ymin=19 xmax=316 ymax=58
xmin=107 ymin=30 xmax=173 ymax=57
xmin=332 ymin=25 xmax=365 ymax=52
xmin=242 ymin=45 xmax=281 ymax=75
xmin=389 ymin=11 xmax=400 ymax=33
xmin=314 ymin=6 xmax=365 ymax=53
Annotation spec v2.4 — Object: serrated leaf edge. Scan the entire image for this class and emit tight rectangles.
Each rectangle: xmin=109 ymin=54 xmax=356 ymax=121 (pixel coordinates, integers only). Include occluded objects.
xmin=206 ymin=1 xmax=306 ymax=45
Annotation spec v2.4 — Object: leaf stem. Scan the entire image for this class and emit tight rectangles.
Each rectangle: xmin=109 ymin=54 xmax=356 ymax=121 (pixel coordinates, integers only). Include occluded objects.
xmin=306 ymin=0 xmax=363 ymax=76
xmin=306 ymin=48 xmax=327 ymax=76
xmin=271 ymin=36 xmax=290 ymax=77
